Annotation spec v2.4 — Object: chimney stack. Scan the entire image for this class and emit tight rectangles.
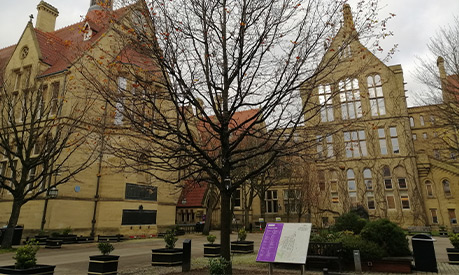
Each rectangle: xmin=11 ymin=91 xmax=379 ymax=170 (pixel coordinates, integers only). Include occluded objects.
xmin=36 ymin=1 xmax=59 ymax=32
xmin=88 ymin=0 xmax=113 ymax=12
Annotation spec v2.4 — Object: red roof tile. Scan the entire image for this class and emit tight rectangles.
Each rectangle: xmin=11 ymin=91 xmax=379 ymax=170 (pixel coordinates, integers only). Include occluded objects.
xmin=177 ymin=181 xmax=208 ymax=208
xmin=0 ymin=45 xmax=15 ymax=82
xmin=0 ymin=7 xmax=130 ymax=78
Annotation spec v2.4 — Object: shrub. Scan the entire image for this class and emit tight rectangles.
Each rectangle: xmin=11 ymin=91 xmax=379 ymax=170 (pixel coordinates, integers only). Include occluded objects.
xmin=338 ymin=234 xmax=385 ymax=263
xmin=449 ymin=233 xmax=459 ymax=249
xmin=207 ymin=234 xmax=216 ymax=244
xmin=61 ymin=227 xmax=72 ymax=236
xmin=164 ymin=229 xmax=178 ymax=249
xmin=350 ymin=205 xmax=370 ymax=220
xmin=237 ymin=228 xmax=247 ymax=242
xmin=360 ymin=219 xmax=411 ymax=257
xmin=208 ymin=257 xmax=230 ymax=275
xmin=332 ymin=212 xmax=368 ymax=234
xmin=310 ymin=230 xmax=349 ymax=243
xmin=14 ymin=240 xmax=39 ymax=269
xmin=98 ymin=242 xmax=114 ymax=255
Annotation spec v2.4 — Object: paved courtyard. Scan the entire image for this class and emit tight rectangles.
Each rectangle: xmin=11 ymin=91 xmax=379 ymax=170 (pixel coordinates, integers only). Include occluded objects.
xmin=0 ymin=232 xmax=458 ymax=274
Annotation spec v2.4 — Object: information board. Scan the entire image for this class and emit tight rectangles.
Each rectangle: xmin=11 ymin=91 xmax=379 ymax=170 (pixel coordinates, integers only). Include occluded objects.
xmin=256 ymin=223 xmax=311 ymax=264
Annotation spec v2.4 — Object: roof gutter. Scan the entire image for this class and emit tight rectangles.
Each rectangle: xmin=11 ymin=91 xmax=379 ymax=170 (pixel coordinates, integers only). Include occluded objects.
xmin=37 ymin=68 xmax=68 ymax=79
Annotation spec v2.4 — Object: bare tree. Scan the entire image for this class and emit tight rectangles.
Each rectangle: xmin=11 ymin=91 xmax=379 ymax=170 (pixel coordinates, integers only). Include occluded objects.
xmin=416 ymin=16 xmax=459 ymax=154
xmin=77 ymin=0 xmax=387 ymax=271
xmin=0 ymin=67 xmax=96 ymax=248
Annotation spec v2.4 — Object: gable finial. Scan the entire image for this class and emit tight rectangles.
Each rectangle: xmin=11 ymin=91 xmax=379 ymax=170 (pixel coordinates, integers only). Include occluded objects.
xmin=29 ymin=14 xmax=34 ymax=23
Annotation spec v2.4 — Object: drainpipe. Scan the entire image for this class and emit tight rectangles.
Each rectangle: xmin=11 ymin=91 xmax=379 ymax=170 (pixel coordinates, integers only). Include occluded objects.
xmin=40 ymin=71 xmax=68 ymax=231
xmin=90 ymin=99 xmax=108 ymax=237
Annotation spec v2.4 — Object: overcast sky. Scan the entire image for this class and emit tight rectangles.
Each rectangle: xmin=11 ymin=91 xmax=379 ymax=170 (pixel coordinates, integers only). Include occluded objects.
xmin=1 ymin=0 xmax=458 ymax=106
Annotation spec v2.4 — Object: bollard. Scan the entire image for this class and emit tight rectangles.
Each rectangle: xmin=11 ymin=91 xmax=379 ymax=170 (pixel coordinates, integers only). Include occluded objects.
xmin=182 ymin=239 xmax=191 ymax=272
xmin=353 ymin=250 xmax=362 ymax=273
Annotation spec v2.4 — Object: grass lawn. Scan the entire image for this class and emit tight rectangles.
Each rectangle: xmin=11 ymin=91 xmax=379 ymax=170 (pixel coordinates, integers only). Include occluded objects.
xmin=0 ymin=248 xmax=16 ymax=254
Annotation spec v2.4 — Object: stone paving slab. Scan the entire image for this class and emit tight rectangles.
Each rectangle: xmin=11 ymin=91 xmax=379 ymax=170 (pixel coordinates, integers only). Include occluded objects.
xmin=0 ymin=232 xmax=458 ymax=274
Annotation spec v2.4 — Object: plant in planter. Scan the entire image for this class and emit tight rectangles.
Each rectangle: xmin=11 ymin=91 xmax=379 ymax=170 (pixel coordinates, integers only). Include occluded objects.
xmin=59 ymin=227 xmax=77 ymax=244
xmin=152 ymin=229 xmax=183 ymax=266
xmin=360 ymin=219 xmax=413 ymax=273
xmin=88 ymin=242 xmax=120 ymax=274
xmin=447 ymin=233 xmax=459 ymax=264
xmin=45 ymin=231 xmax=62 ymax=249
xmin=439 ymin=226 xmax=448 ymax=236
xmin=231 ymin=228 xmax=254 ymax=254
xmin=204 ymin=234 xmax=221 ymax=258
xmin=0 ymin=239 xmax=56 ymax=274
xmin=34 ymin=230 xmax=48 ymax=245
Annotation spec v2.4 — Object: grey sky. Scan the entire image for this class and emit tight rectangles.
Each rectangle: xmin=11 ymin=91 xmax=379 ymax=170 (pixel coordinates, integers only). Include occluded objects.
xmin=1 ymin=0 xmax=458 ymax=106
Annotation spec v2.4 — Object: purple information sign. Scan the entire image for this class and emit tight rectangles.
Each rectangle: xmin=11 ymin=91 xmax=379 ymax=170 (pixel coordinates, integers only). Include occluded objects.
xmin=256 ymin=223 xmax=284 ymax=262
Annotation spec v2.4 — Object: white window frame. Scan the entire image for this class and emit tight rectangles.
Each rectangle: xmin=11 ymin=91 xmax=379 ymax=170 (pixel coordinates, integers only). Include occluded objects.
xmin=339 ymin=79 xmax=362 ymax=120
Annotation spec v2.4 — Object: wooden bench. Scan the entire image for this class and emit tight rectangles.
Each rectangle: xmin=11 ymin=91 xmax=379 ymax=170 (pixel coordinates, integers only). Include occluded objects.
xmin=407 ymin=226 xmax=432 ymax=235
xmin=307 ymin=242 xmax=343 ymax=271
xmin=97 ymin=234 xmax=124 ymax=242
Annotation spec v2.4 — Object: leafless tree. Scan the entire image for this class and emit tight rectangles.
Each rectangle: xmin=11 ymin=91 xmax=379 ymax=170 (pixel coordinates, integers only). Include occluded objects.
xmin=416 ymin=16 xmax=459 ymax=154
xmin=0 ymin=67 xmax=96 ymax=248
xmin=77 ymin=0 xmax=388 ymax=271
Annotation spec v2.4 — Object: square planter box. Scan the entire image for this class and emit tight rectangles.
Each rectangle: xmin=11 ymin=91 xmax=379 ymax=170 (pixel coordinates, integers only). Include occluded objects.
xmin=231 ymin=241 xmax=254 ymax=254
xmin=33 ymin=236 xmax=48 ymax=245
xmin=77 ymin=236 xmax=94 ymax=243
xmin=151 ymin=248 xmax=183 ymax=266
xmin=447 ymin=248 xmax=459 ymax=264
xmin=88 ymin=255 xmax=119 ymax=275
xmin=45 ymin=239 xmax=62 ymax=249
xmin=0 ymin=264 xmax=55 ymax=274
xmin=58 ymin=234 xmax=78 ymax=244
xmin=204 ymin=244 xmax=221 ymax=257
xmin=363 ymin=258 xmax=412 ymax=273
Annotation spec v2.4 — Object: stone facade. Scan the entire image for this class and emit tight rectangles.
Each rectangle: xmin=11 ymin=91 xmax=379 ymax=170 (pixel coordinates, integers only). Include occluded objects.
xmin=230 ymin=5 xmax=458 ymax=231
xmin=0 ymin=1 xmax=180 ymax=238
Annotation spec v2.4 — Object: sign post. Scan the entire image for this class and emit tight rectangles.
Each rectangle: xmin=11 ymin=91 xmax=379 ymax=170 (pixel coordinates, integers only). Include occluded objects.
xmin=257 ymin=223 xmax=312 ymax=274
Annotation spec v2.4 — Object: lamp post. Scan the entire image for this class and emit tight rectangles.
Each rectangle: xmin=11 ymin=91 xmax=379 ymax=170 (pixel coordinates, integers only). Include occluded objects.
xmin=40 ymin=186 xmax=58 ymax=231
xmin=224 ymin=177 xmax=231 ymax=191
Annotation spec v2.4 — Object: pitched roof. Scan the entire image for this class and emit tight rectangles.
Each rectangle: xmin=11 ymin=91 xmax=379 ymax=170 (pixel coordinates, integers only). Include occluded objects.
xmin=0 ymin=45 xmax=15 ymax=82
xmin=0 ymin=6 xmax=129 ymax=78
xmin=177 ymin=181 xmax=208 ymax=208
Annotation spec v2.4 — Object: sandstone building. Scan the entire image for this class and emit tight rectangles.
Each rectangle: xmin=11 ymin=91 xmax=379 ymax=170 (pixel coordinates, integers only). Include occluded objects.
xmin=0 ymin=0 xmax=180 ymax=238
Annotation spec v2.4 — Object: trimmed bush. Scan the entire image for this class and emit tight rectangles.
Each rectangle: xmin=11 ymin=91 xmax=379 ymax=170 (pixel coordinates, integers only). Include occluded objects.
xmin=237 ymin=228 xmax=247 ymax=242
xmin=98 ymin=242 xmax=114 ymax=255
xmin=207 ymin=234 xmax=216 ymax=244
xmin=14 ymin=240 xmax=39 ymax=269
xmin=338 ymin=234 xmax=385 ymax=263
xmin=332 ymin=212 xmax=368 ymax=234
xmin=360 ymin=219 xmax=411 ymax=257
xmin=164 ymin=229 xmax=178 ymax=249
xmin=449 ymin=233 xmax=459 ymax=249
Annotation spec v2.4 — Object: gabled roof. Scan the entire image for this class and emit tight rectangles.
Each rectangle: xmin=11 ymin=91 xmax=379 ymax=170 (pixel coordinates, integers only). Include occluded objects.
xmin=0 ymin=45 xmax=15 ymax=82
xmin=177 ymin=181 xmax=208 ymax=208
xmin=197 ymin=108 xmax=261 ymax=152
xmin=0 ymin=5 xmax=130 ymax=78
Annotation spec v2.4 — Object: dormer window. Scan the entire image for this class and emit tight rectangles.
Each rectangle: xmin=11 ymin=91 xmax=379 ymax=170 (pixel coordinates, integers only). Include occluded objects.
xmin=83 ymin=22 xmax=93 ymax=41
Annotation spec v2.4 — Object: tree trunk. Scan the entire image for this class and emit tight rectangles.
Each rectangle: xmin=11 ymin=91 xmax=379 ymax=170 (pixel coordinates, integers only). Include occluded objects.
xmin=203 ymin=185 xmax=218 ymax=235
xmin=1 ymin=198 xmax=23 ymax=249
xmin=244 ymin=187 xmax=254 ymax=231
xmin=220 ymin=190 xmax=232 ymax=274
